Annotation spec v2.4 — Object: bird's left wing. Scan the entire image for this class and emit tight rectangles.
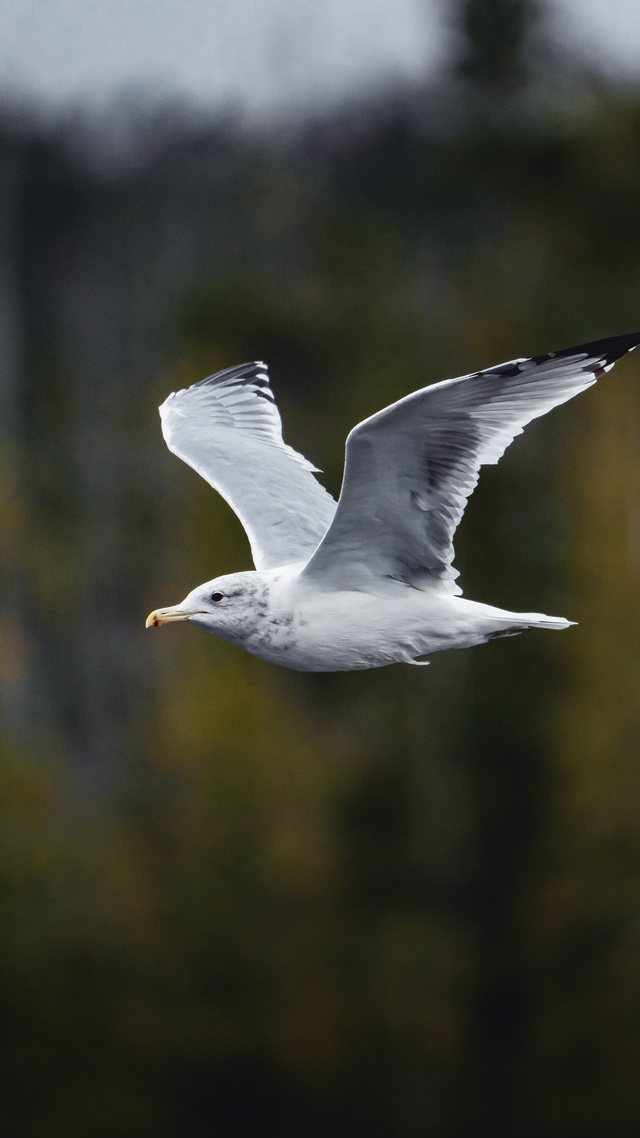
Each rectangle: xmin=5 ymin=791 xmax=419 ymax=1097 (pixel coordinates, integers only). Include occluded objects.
xmin=301 ymin=333 xmax=640 ymax=593
xmin=160 ymin=362 xmax=336 ymax=570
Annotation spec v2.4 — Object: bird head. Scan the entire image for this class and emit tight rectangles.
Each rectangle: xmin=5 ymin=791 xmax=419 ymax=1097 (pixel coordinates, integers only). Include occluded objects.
xmin=146 ymin=571 xmax=265 ymax=643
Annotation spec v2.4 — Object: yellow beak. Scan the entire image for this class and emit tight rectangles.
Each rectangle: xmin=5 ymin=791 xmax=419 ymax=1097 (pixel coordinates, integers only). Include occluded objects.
xmin=145 ymin=606 xmax=196 ymax=628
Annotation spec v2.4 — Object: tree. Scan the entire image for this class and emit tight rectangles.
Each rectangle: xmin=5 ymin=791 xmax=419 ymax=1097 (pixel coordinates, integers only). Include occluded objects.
xmin=455 ymin=0 xmax=542 ymax=89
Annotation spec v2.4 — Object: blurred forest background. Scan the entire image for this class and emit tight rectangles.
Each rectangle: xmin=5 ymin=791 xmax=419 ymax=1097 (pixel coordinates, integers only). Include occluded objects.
xmin=1 ymin=0 xmax=640 ymax=1135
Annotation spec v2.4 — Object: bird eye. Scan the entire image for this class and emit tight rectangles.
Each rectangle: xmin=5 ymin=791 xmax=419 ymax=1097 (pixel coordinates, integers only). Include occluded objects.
xmin=210 ymin=592 xmax=224 ymax=602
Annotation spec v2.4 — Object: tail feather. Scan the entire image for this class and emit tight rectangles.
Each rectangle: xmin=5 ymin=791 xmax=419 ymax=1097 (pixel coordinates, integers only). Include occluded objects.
xmin=522 ymin=612 xmax=576 ymax=630
xmin=491 ymin=612 xmax=576 ymax=637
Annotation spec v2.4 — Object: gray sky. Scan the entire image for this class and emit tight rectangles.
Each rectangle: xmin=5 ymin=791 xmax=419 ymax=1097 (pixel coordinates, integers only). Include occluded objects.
xmin=0 ymin=0 xmax=638 ymax=122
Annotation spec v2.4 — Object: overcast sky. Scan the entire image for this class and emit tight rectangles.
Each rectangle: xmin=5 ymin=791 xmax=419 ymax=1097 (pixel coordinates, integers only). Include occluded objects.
xmin=0 ymin=0 xmax=638 ymax=123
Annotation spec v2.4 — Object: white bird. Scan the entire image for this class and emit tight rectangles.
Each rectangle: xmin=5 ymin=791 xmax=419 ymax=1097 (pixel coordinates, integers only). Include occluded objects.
xmin=146 ymin=333 xmax=639 ymax=671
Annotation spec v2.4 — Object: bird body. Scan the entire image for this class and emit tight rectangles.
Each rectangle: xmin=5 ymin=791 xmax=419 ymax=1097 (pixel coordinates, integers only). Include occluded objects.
xmin=155 ymin=566 xmax=572 ymax=672
xmin=147 ymin=334 xmax=639 ymax=671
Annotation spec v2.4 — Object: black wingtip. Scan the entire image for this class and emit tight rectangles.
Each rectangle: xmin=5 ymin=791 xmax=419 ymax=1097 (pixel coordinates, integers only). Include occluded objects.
xmin=190 ymin=360 xmax=275 ymax=401
xmin=195 ymin=360 xmax=270 ymax=385
xmin=534 ymin=332 xmax=640 ymax=369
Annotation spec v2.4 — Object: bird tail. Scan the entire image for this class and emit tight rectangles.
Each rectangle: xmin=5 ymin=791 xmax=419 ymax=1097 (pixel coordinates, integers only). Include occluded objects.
xmin=488 ymin=612 xmax=576 ymax=639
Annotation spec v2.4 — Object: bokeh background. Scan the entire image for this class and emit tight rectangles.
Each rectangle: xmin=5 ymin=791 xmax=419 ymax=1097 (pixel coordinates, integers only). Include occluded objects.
xmin=1 ymin=1 xmax=640 ymax=1135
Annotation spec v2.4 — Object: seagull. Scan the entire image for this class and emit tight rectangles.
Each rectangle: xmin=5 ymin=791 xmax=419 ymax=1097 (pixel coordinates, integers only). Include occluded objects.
xmin=146 ymin=333 xmax=639 ymax=671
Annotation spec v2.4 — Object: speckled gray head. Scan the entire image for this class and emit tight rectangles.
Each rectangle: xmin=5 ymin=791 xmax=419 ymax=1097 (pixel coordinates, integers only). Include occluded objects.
xmin=147 ymin=571 xmax=270 ymax=644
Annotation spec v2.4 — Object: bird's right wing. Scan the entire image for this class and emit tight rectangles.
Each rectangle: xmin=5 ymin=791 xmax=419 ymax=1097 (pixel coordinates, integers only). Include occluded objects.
xmin=160 ymin=362 xmax=336 ymax=570
xmin=301 ymin=333 xmax=640 ymax=593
